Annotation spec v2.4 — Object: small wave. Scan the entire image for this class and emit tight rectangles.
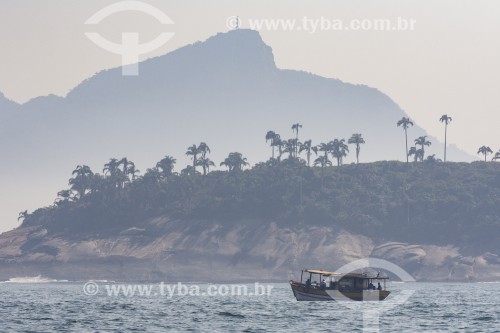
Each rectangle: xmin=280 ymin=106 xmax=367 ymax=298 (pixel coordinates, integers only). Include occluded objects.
xmin=0 ymin=275 xmax=68 ymax=283
xmin=87 ymin=279 xmax=116 ymax=283
xmin=218 ymin=311 xmax=245 ymax=319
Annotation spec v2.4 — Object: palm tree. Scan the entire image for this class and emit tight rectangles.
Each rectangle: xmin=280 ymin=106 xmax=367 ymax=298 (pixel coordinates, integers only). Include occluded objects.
xmin=348 ymin=134 xmax=365 ymax=164
xmin=397 ymin=117 xmax=414 ymax=163
xmin=55 ymin=190 xmax=74 ymax=204
xmin=220 ymin=152 xmax=249 ymax=172
xmin=477 ymin=146 xmax=493 ymax=161
xmin=265 ymin=131 xmax=277 ymax=159
xmin=119 ymin=157 xmax=131 ymax=174
xmin=103 ymin=158 xmax=120 ymax=176
xmin=272 ymin=135 xmax=284 ymax=161
xmin=414 ymin=136 xmax=431 ymax=161
xmin=318 ymin=141 xmax=333 ymax=158
xmin=331 ymin=139 xmax=349 ymax=166
xmin=186 ymin=144 xmax=199 ymax=169
xmin=69 ymin=165 xmax=94 ymax=198
xmin=314 ymin=155 xmax=332 ymax=184
xmin=198 ymin=142 xmax=211 ymax=158
xmin=119 ymin=158 xmax=139 ymax=180
xmin=196 ymin=157 xmax=215 ymax=175
xmin=493 ymin=150 xmax=500 ymax=161
xmin=103 ymin=158 xmax=127 ymax=188
xmin=408 ymin=147 xmax=423 ymax=162
xmin=283 ymin=139 xmax=297 ymax=159
xmin=291 ymin=123 xmax=302 ymax=156
xmin=18 ymin=210 xmax=28 ymax=222
xmin=156 ymin=155 xmax=176 ymax=178
xmin=314 ymin=155 xmax=332 ymax=168
xmin=126 ymin=162 xmax=140 ymax=180
xmin=231 ymin=152 xmax=249 ymax=171
xmin=439 ymin=114 xmax=452 ymax=162
xmin=299 ymin=140 xmax=318 ymax=166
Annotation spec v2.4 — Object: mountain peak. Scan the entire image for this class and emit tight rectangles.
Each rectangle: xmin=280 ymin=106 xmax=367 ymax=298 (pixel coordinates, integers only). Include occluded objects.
xmin=145 ymin=29 xmax=276 ymax=74
xmin=202 ymin=29 xmax=276 ymax=69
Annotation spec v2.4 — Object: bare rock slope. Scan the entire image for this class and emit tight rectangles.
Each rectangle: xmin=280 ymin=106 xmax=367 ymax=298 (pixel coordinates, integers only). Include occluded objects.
xmin=0 ymin=218 xmax=498 ymax=282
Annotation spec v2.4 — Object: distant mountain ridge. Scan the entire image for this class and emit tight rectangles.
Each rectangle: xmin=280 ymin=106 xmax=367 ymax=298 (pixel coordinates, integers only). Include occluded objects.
xmin=0 ymin=29 xmax=473 ymax=233
xmin=1 ymin=29 xmax=472 ymax=162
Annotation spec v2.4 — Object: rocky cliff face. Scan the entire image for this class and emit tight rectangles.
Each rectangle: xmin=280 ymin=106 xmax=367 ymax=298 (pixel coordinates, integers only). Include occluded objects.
xmin=0 ymin=217 xmax=498 ymax=282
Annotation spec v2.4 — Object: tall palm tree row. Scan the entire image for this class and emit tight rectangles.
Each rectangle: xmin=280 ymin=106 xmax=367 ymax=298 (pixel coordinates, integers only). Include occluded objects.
xmin=42 ymin=122 xmax=499 ymax=214
xmin=267 ymin=124 xmax=358 ymax=166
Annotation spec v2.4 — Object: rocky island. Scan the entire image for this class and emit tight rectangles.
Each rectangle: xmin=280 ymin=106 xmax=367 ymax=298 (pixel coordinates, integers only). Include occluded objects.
xmin=1 ymin=159 xmax=499 ymax=282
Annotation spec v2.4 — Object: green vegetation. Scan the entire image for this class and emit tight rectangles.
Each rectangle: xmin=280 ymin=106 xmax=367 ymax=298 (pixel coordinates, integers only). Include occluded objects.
xmin=16 ymin=122 xmax=500 ymax=252
xmin=19 ymin=160 xmax=500 ymax=250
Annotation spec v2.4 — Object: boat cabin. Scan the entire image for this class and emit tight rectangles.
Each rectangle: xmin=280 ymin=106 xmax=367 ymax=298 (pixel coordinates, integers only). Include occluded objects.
xmin=300 ymin=269 xmax=388 ymax=291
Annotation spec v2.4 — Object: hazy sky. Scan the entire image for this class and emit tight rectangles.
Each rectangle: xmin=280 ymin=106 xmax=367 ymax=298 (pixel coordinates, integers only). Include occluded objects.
xmin=0 ymin=0 xmax=499 ymax=231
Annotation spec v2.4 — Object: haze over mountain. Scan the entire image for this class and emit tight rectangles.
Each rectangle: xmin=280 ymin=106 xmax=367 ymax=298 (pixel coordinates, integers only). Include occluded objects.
xmin=0 ymin=29 xmax=473 ymax=232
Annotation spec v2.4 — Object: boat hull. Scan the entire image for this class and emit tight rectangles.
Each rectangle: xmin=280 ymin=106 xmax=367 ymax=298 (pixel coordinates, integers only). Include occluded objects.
xmin=290 ymin=282 xmax=390 ymax=301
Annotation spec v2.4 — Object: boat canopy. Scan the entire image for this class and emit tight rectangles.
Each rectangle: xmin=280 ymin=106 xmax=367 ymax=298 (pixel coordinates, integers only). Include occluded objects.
xmin=340 ymin=273 xmax=390 ymax=280
xmin=303 ymin=269 xmax=340 ymax=276
xmin=303 ymin=269 xmax=389 ymax=279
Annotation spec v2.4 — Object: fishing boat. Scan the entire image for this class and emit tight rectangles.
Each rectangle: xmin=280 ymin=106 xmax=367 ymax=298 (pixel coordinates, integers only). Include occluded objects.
xmin=289 ymin=269 xmax=390 ymax=301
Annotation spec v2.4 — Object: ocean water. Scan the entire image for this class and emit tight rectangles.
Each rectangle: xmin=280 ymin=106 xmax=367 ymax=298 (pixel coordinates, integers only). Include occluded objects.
xmin=0 ymin=280 xmax=498 ymax=332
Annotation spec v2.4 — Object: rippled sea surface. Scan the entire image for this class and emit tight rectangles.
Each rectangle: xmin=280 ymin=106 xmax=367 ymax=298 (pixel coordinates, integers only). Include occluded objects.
xmin=0 ymin=281 xmax=498 ymax=332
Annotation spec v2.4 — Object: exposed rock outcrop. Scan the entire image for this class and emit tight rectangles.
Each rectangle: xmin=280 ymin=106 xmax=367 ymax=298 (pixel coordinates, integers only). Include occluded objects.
xmin=0 ymin=217 xmax=498 ymax=282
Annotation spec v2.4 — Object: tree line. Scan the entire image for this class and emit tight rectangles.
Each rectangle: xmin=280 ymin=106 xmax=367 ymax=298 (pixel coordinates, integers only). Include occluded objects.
xmin=17 ymin=117 xmax=500 ymax=224
xmin=397 ymin=114 xmax=500 ymax=163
